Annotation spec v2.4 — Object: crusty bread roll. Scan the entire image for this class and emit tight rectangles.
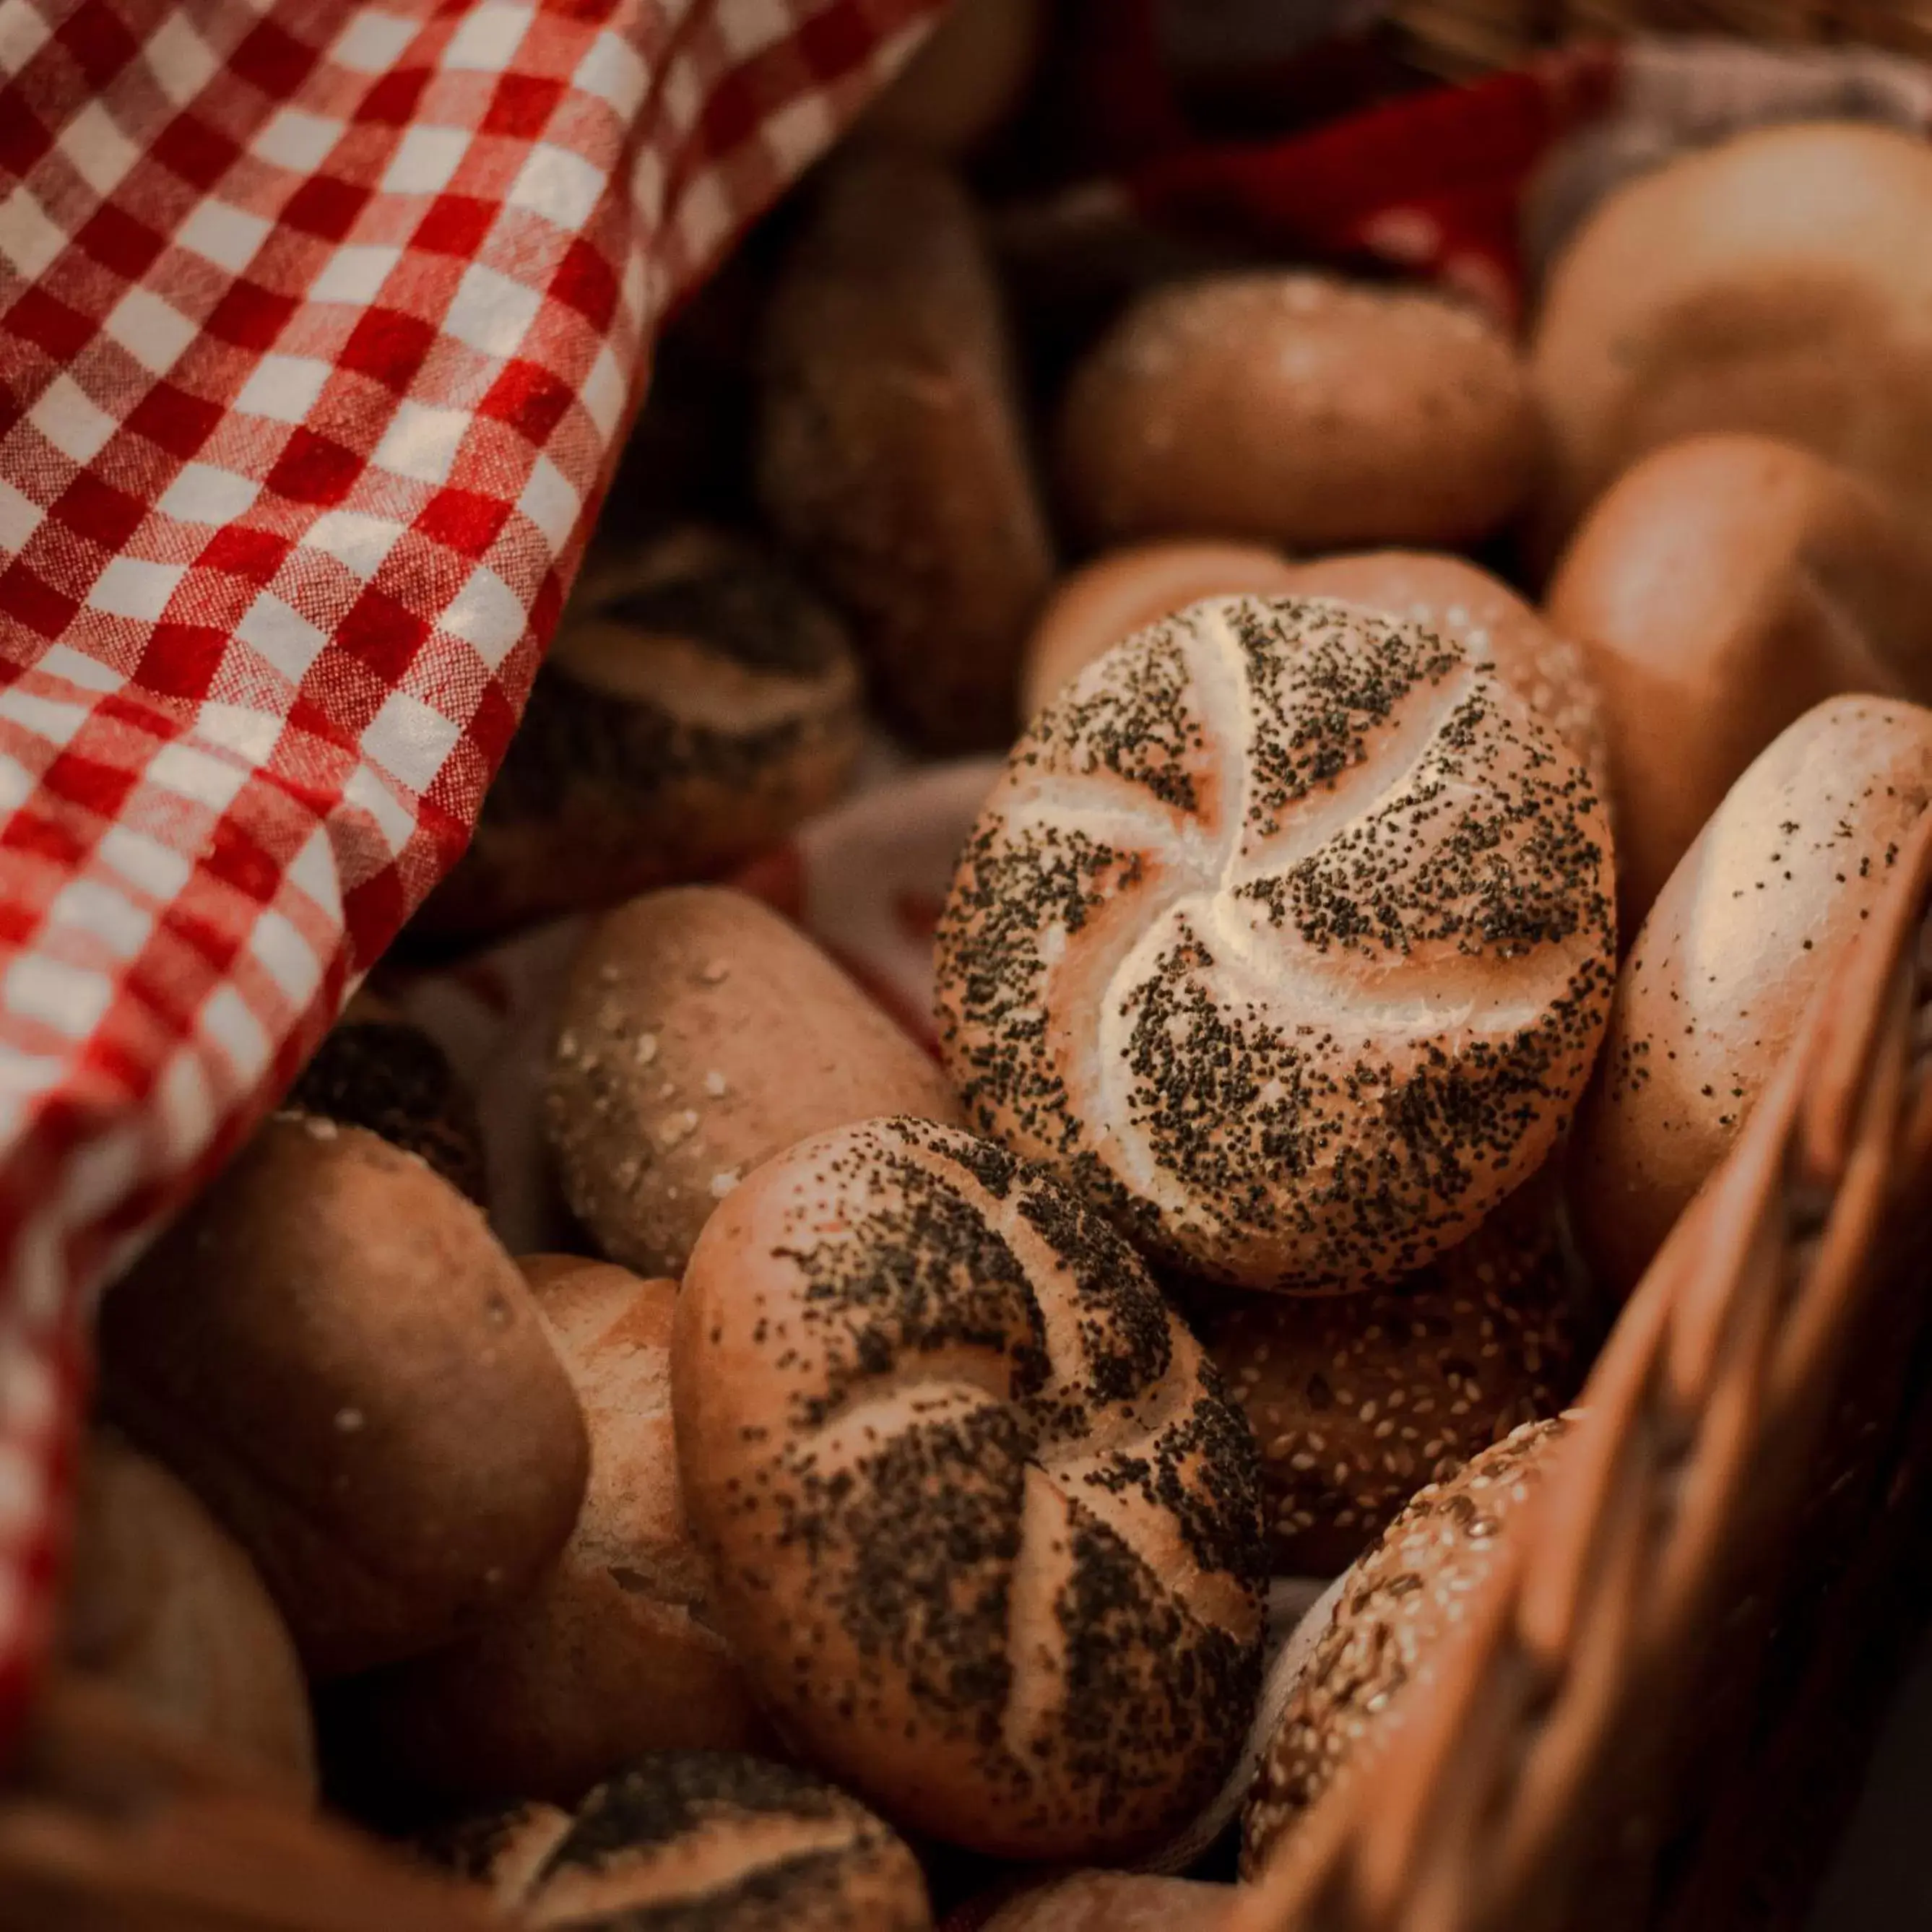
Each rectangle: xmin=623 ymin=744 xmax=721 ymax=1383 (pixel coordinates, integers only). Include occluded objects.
xmin=1200 ymin=1175 xmax=1585 ymax=1573
xmin=422 ymin=527 xmax=863 ymax=937
xmin=1530 ymin=121 xmax=1932 ymax=551
xmin=454 ymin=1754 xmax=931 ymax=1931
xmin=862 ymin=0 xmax=1041 ymax=155
xmin=933 ymin=594 xmax=1618 ymax=1291
xmin=675 ymin=1117 xmax=1268 ymax=1862
xmin=1283 ymin=550 xmax=1608 ymax=799
xmin=1572 ymin=695 xmax=1932 ymax=1299
xmin=1021 ymin=542 xmax=1300 ymax=721
xmin=547 ymin=887 xmax=962 ymax=1278
xmin=978 ymin=1871 xmax=1234 ymax=1931
xmin=62 ymin=1432 xmax=316 ymax=1795
xmin=99 ymin=1116 xmax=589 ymax=1677
xmin=758 ymin=147 xmax=1054 ymax=750
xmin=1545 ymin=433 xmax=1932 ymax=935
xmin=1242 ymin=1416 xmax=1568 ymax=1876
xmin=331 ymin=1260 xmax=765 ymax=1806
xmin=1056 ymin=274 xmax=1542 ymax=553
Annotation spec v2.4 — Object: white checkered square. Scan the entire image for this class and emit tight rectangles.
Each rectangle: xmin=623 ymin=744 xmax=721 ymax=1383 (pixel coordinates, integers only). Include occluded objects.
xmin=508 ymin=143 xmax=607 ymax=232
xmin=159 ymin=462 xmax=261 ymax=525
xmin=0 ymin=688 xmax=90 ymax=749
xmin=144 ymin=12 xmax=220 ymax=107
xmin=253 ymin=107 xmax=345 ymax=172
xmin=362 ymin=690 xmax=462 ymax=792
xmin=343 ymin=762 xmax=416 ymax=851
xmin=235 ymin=355 xmax=334 ymax=423
xmin=0 ymin=480 xmax=43 ymax=557
xmin=516 ymin=451 xmax=580 ymax=547
xmin=236 ymin=591 xmax=329 ymax=682
xmin=147 ymin=741 xmax=251 ymax=813
xmin=306 ymin=511 xmax=406 ymax=581
xmin=310 ymin=243 xmax=401 ymax=306
xmin=61 ymin=102 xmax=142 ymax=199
xmin=95 ymin=823 xmax=194 ymax=900
xmin=4 ymin=957 xmax=112 ymax=1040
xmin=441 ymin=564 xmax=524 ymax=667
xmin=574 ymin=29 xmax=646 ymax=116
xmin=332 ymin=9 xmax=417 ymax=72
xmin=382 ymin=125 xmax=472 ymax=196
xmin=179 ymin=198 xmax=273 ymax=274
xmin=103 ymin=287 xmax=200 ymax=374
xmin=200 ymin=983 xmax=269 ymax=1074
xmin=373 ymin=398 xmax=469 ymax=485
xmin=713 ymin=0 xmax=793 ymax=59
xmin=445 ymin=261 xmax=542 ymax=360
xmin=0 ymin=189 xmax=67 ymax=280
xmin=88 ymin=558 xmax=186 ymax=622
xmin=47 ymin=878 xmax=155 ymax=963
xmin=0 ymin=2 xmax=51 ymax=71
xmin=246 ymin=906 xmax=324 ymax=1005
xmin=441 ymin=4 xmax=533 ymax=71
xmin=30 ymin=378 xmax=117 ymax=466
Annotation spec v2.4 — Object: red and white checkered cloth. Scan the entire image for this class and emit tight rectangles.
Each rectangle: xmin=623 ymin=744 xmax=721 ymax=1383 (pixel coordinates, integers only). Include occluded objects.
xmin=0 ymin=0 xmax=944 ymax=1748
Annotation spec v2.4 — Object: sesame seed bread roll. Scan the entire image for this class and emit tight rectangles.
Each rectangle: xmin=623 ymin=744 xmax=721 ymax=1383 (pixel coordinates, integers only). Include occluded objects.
xmin=1283 ymin=550 xmax=1609 ymax=801
xmin=457 ymin=1754 xmax=931 ymax=1931
xmin=1022 ymin=542 xmax=1301 ymax=722
xmin=1055 ymin=274 xmax=1542 ymax=553
xmin=547 ymin=888 xmax=963 ymax=1279
xmin=675 ymin=1117 xmax=1269 ymax=1863
xmin=1572 ymin=696 xmax=1932 ymax=1299
xmin=1529 ymin=122 xmax=1932 ymax=555
xmin=1241 ymin=1416 xmax=1568 ymax=1876
xmin=422 ymin=528 xmax=864 ymax=938
xmin=932 ymin=594 xmax=1618 ymax=1292
xmin=331 ymin=1261 xmax=766 ymax=1807
xmin=977 ymin=1871 xmax=1235 ymax=1931
xmin=1545 ymin=433 xmax=1932 ymax=936
xmin=758 ymin=147 xmax=1055 ymax=751
xmin=1200 ymin=1175 xmax=1586 ymax=1572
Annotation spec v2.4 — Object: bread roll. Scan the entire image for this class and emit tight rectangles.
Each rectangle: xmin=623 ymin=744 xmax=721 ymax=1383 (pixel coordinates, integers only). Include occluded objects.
xmin=547 ymin=887 xmax=962 ymax=1278
xmin=332 ymin=1260 xmax=764 ymax=1806
xmin=61 ymin=1432 xmax=315 ymax=1795
xmin=1572 ymin=696 xmax=1932 ymax=1299
xmin=1056 ymin=274 xmax=1542 ymax=553
xmin=862 ymin=0 xmax=1041 ymax=155
xmin=933 ymin=594 xmax=1617 ymax=1291
xmin=978 ymin=1871 xmax=1234 ymax=1931
xmin=1201 ymin=1176 xmax=1585 ymax=1572
xmin=459 ymin=1754 xmax=931 ymax=1931
xmin=1282 ymin=550 xmax=1608 ymax=797
xmin=758 ymin=147 xmax=1054 ymax=750
xmin=290 ymin=989 xmax=488 ymax=1205
xmin=1546 ymin=433 xmax=1932 ymax=935
xmin=422 ymin=527 xmax=862 ymax=937
xmin=1530 ymin=121 xmax=1932 ymax=550
xmin=675 ymin=1117 xmax=1268 ymax=1862
xmin=1242 ymin=1416 xmax=1567 ymax=1876
xmin=1021 ymin=542 xmax=1300 ymax=720
xmin=99 ymin=1115 xmax=589 ymax=1676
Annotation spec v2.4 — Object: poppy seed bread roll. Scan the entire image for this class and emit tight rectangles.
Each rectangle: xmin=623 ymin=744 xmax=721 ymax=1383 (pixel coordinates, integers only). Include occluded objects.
xmin=674 ymin=1117 xmax=1269 ymax=1863
xmin=932 ymin=594 xmax=1618 ymax=1291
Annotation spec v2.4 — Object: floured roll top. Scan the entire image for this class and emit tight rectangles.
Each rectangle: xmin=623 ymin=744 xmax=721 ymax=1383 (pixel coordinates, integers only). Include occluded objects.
xmin=932 ymin=594 xmax=1617 ymax=1291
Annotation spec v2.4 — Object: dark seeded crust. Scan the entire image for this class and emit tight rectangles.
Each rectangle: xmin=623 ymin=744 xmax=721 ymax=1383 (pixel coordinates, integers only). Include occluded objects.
xmin=290 ymin=1019 xmax=488 ymax=1207
xmin=932 ymin=594 xmax=1617 ymax=1291
xmin=419 ymin=529 xmax=862 ymax=937
xmin=1241 ymin=1416 xmax=1567 ymax=1875
xmin=675 ymin=1118 xmax=1268 ymax=1863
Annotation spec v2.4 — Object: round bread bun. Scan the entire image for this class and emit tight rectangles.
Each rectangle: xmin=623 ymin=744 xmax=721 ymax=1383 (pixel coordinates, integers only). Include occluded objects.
xmin=460 ymin=1754 xmax=932 ymax=1932
xmin=330 ymin=1260 xmax=765 ymax=1807
xmin=1021 ymin=541 xmax=1300 ymax=721
xmin=1055 ymin=273 xmax=1543 ymax=553
xmin=62 ymin=1431 xmax=316 ymax=1795
xmin=1199 ymin=1174 xmax=1586 ymax=1573
xmin=1241 ymin=1416 xmax=1568 ymax=1876
xmin=1545 ymin=433 xmax=1932 ymax=936
xmin=932 ymin=594 xmax=1618 ymax=1291
xmin=290 ymin=992 xmax=488 ymax=1206
xmin=862 ymin=0 xmax=1042 ymax=155
xmin=977 ymin=1871 xmax=1234 ymax=1931
xmin=1282 ymin=550 xmax=1609 ymax=801
xmin=675 ymin=1117 xmax=1269 ymax=1863
xmin=1572 ymin=695 xmax=1932 ymax=1299
xmin=547 ymin=886 xmax=963 ymax=1279
xmin=420 ymin=527 xmax=863 ymax=938
xmin=758 ymin=146 xmax=1055 ymax=750
xmin=1529 ymin=121 xmax=1932 ymax=553
xmin=98 ymin=1115 xmax=589 ymax=1678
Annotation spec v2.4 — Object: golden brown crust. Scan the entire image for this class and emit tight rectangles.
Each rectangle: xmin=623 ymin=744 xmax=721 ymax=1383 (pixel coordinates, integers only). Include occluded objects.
xmin=757 ymin=147 xmax=1055 ymax=751
xmin=675 ymin=1117 xmax=1268 ymax=1862
xmin=1055 ymin=274 xmax=1541 ymax=553
xmin=97 ymin=1117 xmax=589 ymax=1678
xmin=978 ymin=1870 xmax=1234 ymax=1931
xmin=933 ymin=594 xmax=1617 ymax=1290
xmin=861 ymin=0 xmax=1041 ymax=156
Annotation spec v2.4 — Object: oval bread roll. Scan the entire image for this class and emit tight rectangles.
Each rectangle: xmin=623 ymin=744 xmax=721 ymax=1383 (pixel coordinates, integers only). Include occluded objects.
xmin=547 ymin=887 xmax=963 ymax=1278
xmin=332 ymin=1260 xmax=765 ymax=1806
xmin=758 ymin=147 xmax=1054 ymax=750
xmin=63 ymin=1433 xmax=316 ymax=1795
xmin=675 ymin=1117 xmax=1269 ymax=1863
xmin=933 ymin=594 xmax=1617 ymax=1291
xmin=1530 ymin=121 xmax=1932 ymax=550
xmin=98 ymin=1116 xmax=589 ymax=1677
xmin=1572 ymin=695 xmax=1932 ymax=1298
xmin=1022 ymin=541 xmax=1301 ymax=721
xmin=979 ymin=1871 xmax=1235 ymax=1931
xmin=1242 ymin=1416 xmax=1567 ymax=1876
xmin=1056 ymin=274 xmax=1542 ymax=553
xmin=862 ymin=0 xmax=1041 ymax=155
xmin=1546 ymin=433 xmax=1932 ymax=936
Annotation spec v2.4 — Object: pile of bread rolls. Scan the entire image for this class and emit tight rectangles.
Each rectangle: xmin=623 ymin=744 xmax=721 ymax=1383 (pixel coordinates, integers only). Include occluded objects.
xmin=64 ymin=11 xmax=1932 ymax=1922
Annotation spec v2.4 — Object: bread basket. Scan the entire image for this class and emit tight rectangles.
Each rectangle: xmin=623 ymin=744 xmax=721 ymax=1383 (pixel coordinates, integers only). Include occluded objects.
xmin=1 ymin=4 xmax=1931 ymax=1928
